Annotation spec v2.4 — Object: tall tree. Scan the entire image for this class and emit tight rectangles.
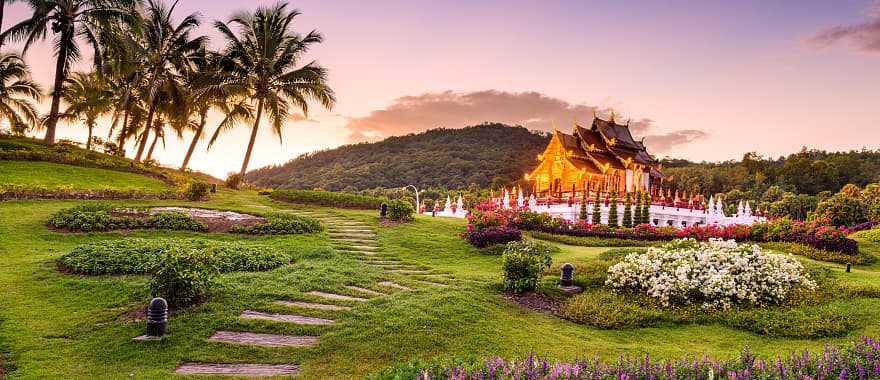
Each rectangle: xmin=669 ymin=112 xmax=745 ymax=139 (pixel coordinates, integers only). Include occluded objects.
xmin=178 ymin=51 xmax=240 ymax=170
xmin=0 ymin=53 xmax=41 ymax=134
xmin=131 ymin=0 xmax=205 ymax=162
xmin=2 ymin=0 xmax=132 ymax=144
xmin=58 ymin=71 xmax=112 ymax=149
xmin=210 ymin=2 xmax=335 ymax=176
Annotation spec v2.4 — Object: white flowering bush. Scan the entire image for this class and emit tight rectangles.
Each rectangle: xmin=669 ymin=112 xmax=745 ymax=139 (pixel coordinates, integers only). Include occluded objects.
xmin=605 ymin=239 xmax=816 ymax=309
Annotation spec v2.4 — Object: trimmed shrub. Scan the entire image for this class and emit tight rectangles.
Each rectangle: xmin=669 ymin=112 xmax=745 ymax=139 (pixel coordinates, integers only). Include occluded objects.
xmin=185 ymin=181 xmax=211 ymax=201
xmin=231 ymin=213 xmax=322 ymax=235
xmin=463 ymin=226 xmax=521 ymax=248
xmin=59 ymin=238 xmax=289 ymax=275
xmin=47 ymin=205 xmax=206 ymax=232
xmin=850 ymin=227 xmax=880 ymax=243
xmin=386 ymin=199 xmax=415 ymax=222
xmin=148 ymin=212 xmax=208 ymax=232
xmin=225 ymin=172 xmax=244 ymax=190
xmin=150 ymin=249 xmax=218 ymax=306
xmin=270 ymin=189 xmax=387 ymax=209
xmin=501 ymin=240 xmax=553 ymax=293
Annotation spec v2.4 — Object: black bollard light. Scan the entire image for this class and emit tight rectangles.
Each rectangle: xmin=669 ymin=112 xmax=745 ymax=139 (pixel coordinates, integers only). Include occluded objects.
xmin=146 ymin=297 xmax=168 ymax=338
xmin=379 ymin=203 xmax=388 ymax=219
xmin=210 ymin=183 xmax=217 ymax=193
xmin=846 ymin=262 xmax=852 ymax=273
xmin=560 ymin=263 xmax=574 ymax=287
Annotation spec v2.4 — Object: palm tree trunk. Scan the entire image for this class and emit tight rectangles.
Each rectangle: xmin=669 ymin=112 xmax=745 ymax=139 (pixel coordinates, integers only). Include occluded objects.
xmin=180 ymin=111 xmax=206 ymax=170
xmin=239 ymin=98 xmax=264 ymax=176
xmin=44 ymin=24 xmax=74 ymax=145
xmin=0 ymin=0 xmax=6 ymax=49
xmin=146 ymin=131 xmax=159 ymax=161
xmin=86 ymin=118 xmax=94 ymax=150
xmin=135 ymin=96 xmax=159 ymax=161
xmin=117 ymin=97 xmax=132 ymax=156
xmin=146 ymin=118 xmax=161 ymax=161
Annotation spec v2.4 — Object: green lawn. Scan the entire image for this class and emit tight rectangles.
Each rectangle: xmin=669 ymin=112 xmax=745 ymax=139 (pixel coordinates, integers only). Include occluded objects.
xmin=2 ymin=190 xmax=880 ymax=379
xmin=0 ymin=161 xmax=171 ymax=192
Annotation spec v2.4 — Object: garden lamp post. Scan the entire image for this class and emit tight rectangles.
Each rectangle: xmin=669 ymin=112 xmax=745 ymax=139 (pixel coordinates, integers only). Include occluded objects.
xmin=404 ymin=185 xmax=422 ymax=212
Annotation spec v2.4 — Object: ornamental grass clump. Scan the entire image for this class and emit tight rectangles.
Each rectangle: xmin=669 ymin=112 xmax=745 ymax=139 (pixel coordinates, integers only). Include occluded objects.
xmin=605 ymin=238 xmax=816 ymax=309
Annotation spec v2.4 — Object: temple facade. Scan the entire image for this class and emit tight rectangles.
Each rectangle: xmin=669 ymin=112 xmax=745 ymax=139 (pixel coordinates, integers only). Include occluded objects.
xmin=526 ymin=114 xmax=664 ymax=200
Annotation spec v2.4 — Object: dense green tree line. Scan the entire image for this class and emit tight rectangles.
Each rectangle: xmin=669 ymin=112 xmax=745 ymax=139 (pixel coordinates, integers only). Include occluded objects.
xmin=246 ymin=123 xmax=551 ymax=190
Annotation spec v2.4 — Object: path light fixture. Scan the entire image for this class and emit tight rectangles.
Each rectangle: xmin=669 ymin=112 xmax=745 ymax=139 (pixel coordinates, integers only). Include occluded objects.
xmin=557 ymin=263 xmax=582 ymax=294
xmin=146 ymin=297 xmax=168 ymax=338
xmin=404 ymin=185 xmax=423 ymax=213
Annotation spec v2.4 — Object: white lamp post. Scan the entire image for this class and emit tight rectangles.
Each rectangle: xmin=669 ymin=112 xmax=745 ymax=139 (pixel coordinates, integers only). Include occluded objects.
xmin=404 ymin=185 xmax=422 ymax=213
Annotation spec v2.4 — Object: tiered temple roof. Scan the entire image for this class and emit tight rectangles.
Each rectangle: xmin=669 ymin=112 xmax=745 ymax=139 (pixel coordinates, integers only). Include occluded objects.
xmin=526 ymin=115 xmax=665 ymax=197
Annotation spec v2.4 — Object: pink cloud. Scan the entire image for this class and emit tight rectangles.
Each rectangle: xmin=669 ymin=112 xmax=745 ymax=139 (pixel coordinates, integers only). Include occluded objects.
xmin=344 ymin=90 xmax=707 ymax=153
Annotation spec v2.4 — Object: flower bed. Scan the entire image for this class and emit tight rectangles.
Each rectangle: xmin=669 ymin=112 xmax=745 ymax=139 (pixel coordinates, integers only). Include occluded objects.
xmin=369 ymin=337 xmax=880 ymax=380
xmin=470 ymin=202 xmax=861 ymax=256
xmin=48 ymin=204 xmax=208 ymax=232
xmin=59 ymin=238 xmax=289 ymax=275
xmin=606 ymin=239 xmax=816 ymax=309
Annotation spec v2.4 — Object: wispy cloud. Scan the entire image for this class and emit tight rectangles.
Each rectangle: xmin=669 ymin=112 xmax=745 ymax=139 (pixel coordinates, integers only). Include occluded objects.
xmin=344 ymin=90 xmax=708 ymax=153
xmin=807 ymin=2 xmax=880 ymax=53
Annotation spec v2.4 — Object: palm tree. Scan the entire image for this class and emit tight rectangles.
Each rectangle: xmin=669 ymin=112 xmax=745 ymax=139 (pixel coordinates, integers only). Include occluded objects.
xmin=211 ymin=2 xmax=335 ymax=176
xmin=178 ymin=51 xmax=237 ymax=170
xmin=58 ymin=71 xmax=112 ymax=149
xmin=131 ymin=0 xmax=205 ymax=162
xmin=0 ymin=0 xmax=20 ymax=48
xmin=1 ymin=0 xmax=133 ymax=145
xmin=0 ymin=53 xmax=41 ymax=134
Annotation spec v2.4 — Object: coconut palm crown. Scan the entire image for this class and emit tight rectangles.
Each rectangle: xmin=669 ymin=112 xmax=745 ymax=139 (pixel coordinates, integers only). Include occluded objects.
xmin=210 ymin=2 xmax=335 ymax=176
xmin=0 ymin=53 xmax=42 ymax=135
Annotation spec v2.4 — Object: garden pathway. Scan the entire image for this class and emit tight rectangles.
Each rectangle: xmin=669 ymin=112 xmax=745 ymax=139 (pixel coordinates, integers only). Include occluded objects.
xmin=173 ymin=209 xmax=450 ymax=377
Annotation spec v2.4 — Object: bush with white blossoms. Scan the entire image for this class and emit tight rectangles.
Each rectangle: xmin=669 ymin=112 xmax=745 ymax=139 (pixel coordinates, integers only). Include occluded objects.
xmin=605 ymin=238 xmax=816 ymax=309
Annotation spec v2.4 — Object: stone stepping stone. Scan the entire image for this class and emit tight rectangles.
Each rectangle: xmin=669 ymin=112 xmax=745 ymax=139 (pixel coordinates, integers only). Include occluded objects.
xmin=387 ymin=269 xmax=428 ymax=274
xmin=329 ymin=233 xmax=376 ymax=238
xmin=307 ymin=291 xmax=368 ymax=302
xmin=208 ymin=331 xmax=318 ymax=347
xmin=415 ymin=280 xmax=449 ymax=287
xmin=240 ymin=310 xmax=334 ymax=325
xmin=174 ymin=363 xmax=300 ymax=376
xmin=344 ymin=285 xmax=385 ymax=296
xmin=339 ymin=250 xmax=380 ymax=256
xmin=378 ymin=281 xmax=411 ymax=290
xmin=362 ymin=260 xmax=402 ymax=264
xmin=332 ymin=238 xmax=378 ymax=243
xmin=273 ymin=300 xmax=351 ymax=311
xmin=340 ymin=245 xmax=380 ymax=251
xmin=329 ymin=228 xmax=373 ymax=232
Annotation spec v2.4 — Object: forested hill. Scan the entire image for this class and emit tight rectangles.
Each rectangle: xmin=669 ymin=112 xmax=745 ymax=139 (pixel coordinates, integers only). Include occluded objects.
xmin=245 ymin=123 xmax=551 ymax=190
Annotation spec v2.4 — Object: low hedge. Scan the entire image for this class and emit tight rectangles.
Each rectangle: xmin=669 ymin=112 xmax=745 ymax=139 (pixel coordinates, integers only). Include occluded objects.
xmin=761 ymin=242 xmax=874 ymax=264
xmin=527 ymin=231 xmax=659 ymax=248
xmin=270 ymin=189 xmax=386 ymax=209
xmin=59 ymin=238 xmax=289 ymax=275
xmin=48 ymin=204 xmax=207 ymax=232
xmin=1 ymin=183 xmax=181 ymax=201
xmin=851 ymin=228 xmax=880 ymax=243
xmin=231 ymin=213 xmax=323 ymax=235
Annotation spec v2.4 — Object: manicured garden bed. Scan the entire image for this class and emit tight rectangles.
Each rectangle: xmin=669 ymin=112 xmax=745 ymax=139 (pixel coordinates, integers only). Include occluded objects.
xmin=270 ymin=188 xmax=387 ymax=209
xmin=58 ymin=238 xmax=290 ymax=275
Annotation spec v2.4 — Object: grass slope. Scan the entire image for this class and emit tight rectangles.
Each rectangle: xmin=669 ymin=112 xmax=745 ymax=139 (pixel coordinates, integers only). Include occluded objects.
xmin=1 ymin=191 xmax=880 ymax=378
xmin=0 ymin=161 xmax=171 ymax=191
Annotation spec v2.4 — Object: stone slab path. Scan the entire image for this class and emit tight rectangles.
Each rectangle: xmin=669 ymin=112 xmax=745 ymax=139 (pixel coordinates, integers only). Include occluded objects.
xmin=240 ymin=310 xmax=335 ymax=325
xmin=344 ymin=286 xmax=385 ymax=296
xmin=208 ymin=331 xmax=318 ymax=347
xmin=174 ymin=363 xmax=300 ymax=376
xmin=307 ymin=290 xmax=368 ymax=302
xmin=273 ymin=300 xmax=352 ymax=311
xmin=169 ymin=209 xmax=452 ymax=376
xmin=378 ymin=281 xmax=411 ymax=290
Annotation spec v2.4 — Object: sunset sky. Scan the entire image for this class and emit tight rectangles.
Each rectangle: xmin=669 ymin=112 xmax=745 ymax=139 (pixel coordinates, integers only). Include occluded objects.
xmin=4 ymin=0 xmax=880 ymax=178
